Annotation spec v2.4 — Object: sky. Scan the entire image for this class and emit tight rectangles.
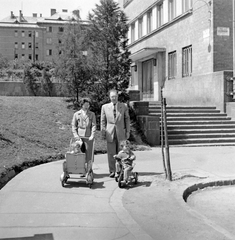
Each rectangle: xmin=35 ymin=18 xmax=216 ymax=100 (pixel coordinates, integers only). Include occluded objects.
xmin=0 ymin=0 xmax=113 ymax=20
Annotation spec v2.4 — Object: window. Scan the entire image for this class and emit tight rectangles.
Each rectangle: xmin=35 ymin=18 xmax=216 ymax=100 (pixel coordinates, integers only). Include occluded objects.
xmin=182 ymin=0 xmax=192 ymax=12
xmin=35 ymin=31 xmax=39 ymax=37
xmin=36 ymin=54 xmax=38 ymax=60
xmin=157 ymin=2 xmax=163 ymax=28
xmin=14 ymin=54 xmax=18 ymax=59
xmin=22 ymin=31 xmax=25 ymax=37
xmin=28 ymin=54 xmax=32 ymax=60
xmin=46 ymin=38 xmax=52 ymax=44
xmin=14 ymin=30 xmax=18 ymax=37
xmin=15 ymin=42 xmax=18 ymax=49
xmin=35 ymin=42 xmax=39 ymax=49
xmin=47 ymin=49 xmax=52 ymax=56
xmin=131 ymin=23 xmax=135 ymax=43
xmin=28 ymin=31 xmax=32 ymax=37
xmin=168 ymin=51 xmax=177 ymax=79
xmin=58 ymin=27 xmax=64 ymax=33
xmin=147 ymin=10 xmax=152 ymax=34
xmin=47 ymin=26 xmax=52 ymax=32
xmin=182 ymin=45 xmax=192 ymax=77
xmin=28 ymin=42 xmax=32 ymax=49
xmin=138 ymin=17 xmax=143 ymax=38
xmin=22 ymin=42 xmax=25 ymax=49
xmin=169 ymin=0 xmax=176 ymax=21
xmin=21 ymin=54 xmax=25 ymax=60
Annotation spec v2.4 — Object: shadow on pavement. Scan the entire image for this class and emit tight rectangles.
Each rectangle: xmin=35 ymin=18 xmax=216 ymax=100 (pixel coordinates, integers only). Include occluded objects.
xmin=0 ymin=233 xmax=54 ymax=240
xmin=93 ymin=173 xmax=109 ymax=179
xmin=62 ymin=180 xmax=105 ymax=189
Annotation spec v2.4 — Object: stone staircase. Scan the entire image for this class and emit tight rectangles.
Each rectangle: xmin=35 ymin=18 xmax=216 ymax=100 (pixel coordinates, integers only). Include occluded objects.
xmin=149 ymin=102 xmax=235 ymax=146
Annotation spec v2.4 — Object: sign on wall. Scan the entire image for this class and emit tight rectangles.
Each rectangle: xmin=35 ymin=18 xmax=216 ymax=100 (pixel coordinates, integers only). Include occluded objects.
xmin=217 ymin=27 xmax=230 ymax=36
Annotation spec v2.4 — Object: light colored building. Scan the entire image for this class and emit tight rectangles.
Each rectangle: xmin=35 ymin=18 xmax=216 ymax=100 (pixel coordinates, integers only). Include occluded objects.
xmin=0 ymin=9 xmax=88 ymax=62
xmin=119 ymin=0 xmax=235 ymax=113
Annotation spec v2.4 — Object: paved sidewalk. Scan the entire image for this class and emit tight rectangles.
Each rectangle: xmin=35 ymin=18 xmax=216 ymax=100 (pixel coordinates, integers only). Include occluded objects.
xmin=0 ymin=146 xmax=235 ymax=240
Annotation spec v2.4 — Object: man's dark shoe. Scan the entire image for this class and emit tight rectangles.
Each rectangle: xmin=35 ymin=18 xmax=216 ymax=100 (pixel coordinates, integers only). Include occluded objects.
xmin=109 ymin=172 xmax=115 ymax=178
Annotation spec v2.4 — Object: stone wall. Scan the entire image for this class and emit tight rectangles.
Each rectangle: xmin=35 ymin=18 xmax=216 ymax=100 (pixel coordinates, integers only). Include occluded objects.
xmin=0 ymin=81 xmax=69 ymax=97
xmin=164 ymin=71 xmax=232 ymax=113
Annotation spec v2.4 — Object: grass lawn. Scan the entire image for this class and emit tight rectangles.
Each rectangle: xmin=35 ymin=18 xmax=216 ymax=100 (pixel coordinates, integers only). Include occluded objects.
xmin=0 ymin=96 xmax=150 ymax=179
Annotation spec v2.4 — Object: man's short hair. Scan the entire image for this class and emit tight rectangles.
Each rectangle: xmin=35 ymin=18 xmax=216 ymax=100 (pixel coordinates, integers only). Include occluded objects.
xmin=109 ymin=89 xmax=118 ymax=96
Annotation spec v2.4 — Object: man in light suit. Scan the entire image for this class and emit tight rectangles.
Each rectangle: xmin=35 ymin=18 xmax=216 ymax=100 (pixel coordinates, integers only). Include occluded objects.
xmin=101 ymin=89 xmax=130 ymax=177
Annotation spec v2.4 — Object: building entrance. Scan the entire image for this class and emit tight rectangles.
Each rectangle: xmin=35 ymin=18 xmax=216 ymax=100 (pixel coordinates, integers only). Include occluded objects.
xmin=142 ymin=59 xmax=154 ymax=99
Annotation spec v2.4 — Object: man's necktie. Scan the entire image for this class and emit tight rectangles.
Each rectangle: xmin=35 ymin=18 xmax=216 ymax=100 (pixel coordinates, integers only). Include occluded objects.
xmin=113 ymin=103 xmax=116 ymax=119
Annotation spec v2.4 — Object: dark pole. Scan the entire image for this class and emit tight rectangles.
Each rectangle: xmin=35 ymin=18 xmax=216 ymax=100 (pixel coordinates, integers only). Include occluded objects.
xmin=161 ymin=87 xmax=167 ymax=179
xmin=163 ymin=98 xmax=172 ymax=181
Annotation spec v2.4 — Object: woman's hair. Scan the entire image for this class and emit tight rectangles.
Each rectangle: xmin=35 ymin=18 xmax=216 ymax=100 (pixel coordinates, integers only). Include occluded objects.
xmin=80 ymin=97 xmax=91 ymax=106
xmin=120 ymin=140 xmax=130 ymax=148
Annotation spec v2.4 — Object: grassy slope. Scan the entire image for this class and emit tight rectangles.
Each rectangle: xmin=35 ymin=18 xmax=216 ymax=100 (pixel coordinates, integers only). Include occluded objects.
xmin=0 ymin=96 xmax=149 ymax=175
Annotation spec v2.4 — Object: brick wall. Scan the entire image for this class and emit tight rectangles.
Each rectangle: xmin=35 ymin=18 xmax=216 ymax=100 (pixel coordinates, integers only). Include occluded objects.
xmin=213 ymin=0 xmax=233 ymax=72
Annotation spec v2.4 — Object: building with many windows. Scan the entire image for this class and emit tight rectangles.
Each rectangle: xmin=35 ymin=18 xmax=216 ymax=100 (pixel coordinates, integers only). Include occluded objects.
xmin=0 ymin=9 xmax=88 ymax=62
xmin=119 ymin=0 xmax=234 ymax=112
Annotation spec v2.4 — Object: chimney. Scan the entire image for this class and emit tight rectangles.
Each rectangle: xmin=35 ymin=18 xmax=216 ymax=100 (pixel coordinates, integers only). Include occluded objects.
xmin=10 ymin=11 xmax=15 ymax=19
xmin=19 ymin=10 xmax=22 ymax=22
xmin=51 ymin=9 xmax=56 ymax=16
xmin=33 ymin=13 xmax=37 ymax=17
xmin=62 ymin=9 xmax=68 ymax=13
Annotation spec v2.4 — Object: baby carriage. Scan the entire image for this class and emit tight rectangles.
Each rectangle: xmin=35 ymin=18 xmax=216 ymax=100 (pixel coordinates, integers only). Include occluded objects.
xmin=60 ymin=138 xmax=94 ymax=188
xmin=114 ymin=155 xmax=138 ymax=188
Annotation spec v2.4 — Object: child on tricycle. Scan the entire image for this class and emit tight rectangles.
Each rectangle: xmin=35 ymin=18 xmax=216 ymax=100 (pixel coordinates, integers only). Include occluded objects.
xmin=114 ymin=140 xmax=138 ymax=188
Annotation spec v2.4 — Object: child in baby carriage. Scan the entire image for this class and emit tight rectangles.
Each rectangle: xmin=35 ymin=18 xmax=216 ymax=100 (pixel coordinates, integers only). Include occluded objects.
xmin=114 ymin=140 xmax=137 ymax=186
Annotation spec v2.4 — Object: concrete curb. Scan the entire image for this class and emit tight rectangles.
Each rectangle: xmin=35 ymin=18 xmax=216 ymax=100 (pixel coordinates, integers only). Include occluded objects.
xmin=183 ymin=179 xmax=235 ymax=202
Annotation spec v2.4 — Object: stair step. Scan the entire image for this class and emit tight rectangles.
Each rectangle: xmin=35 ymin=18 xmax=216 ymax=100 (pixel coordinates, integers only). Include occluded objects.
xmin=168 ymin=133 xmax=235 ymax=139
xmin=150 ymin=113 xmax=228 ymax=117
xmin=168 ymin=142 xmax=235 ymax=147
xmin=163 ymin=120 xmax=235 ymax=125
xmin=166 ymin=124 xmax=235 ymax=129
xmin=167 ymin=128 xmax=235 ymax=134
xmin=162 ymin=117 xmax=231 ymax=121
xmin=150 ymin=109 xmax=221 ymax=113
xmin=149 ymin=105 xmax=217 ymax=109
xmin=168 ymin=137 xmax=235 ymax=145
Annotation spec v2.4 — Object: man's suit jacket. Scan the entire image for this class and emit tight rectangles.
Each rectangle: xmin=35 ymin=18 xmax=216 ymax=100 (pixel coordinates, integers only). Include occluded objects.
xmin=100 ymin=102 xmax=130 ymax=142
xmin=72 ymin=109 xmax=96 ymax=138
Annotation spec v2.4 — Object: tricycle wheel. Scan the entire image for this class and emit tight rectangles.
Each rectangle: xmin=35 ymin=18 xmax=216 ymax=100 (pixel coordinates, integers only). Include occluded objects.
xmin=134 ymin=172 xmax=138 ymax=184
xmin=118 ymin=172 xmax=124 ymax=188
xmin=61 ymin=178 xmax=66 ymax=187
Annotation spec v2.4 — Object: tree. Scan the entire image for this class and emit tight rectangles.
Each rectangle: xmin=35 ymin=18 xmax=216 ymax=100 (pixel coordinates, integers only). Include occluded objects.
xmin=86 ymin=0 xmax=131 ymax=106
xmin=54 ymin=11 xmax=92 ymax=102
xmin=23 ymin=62 xmax=54 ymax=96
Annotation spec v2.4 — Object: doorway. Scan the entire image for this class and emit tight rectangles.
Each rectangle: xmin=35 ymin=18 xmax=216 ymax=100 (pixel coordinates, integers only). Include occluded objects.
xmin=142 ymin=59 xmax=154 ymax=99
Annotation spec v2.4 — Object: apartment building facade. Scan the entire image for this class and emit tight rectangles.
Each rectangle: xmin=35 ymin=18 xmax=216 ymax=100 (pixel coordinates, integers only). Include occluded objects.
xmin=119 ymin=0 xmax=234 ymax=112
xmin=0 ymin=9 xmax=88 ymax=62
